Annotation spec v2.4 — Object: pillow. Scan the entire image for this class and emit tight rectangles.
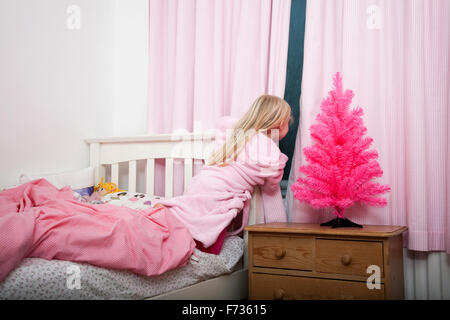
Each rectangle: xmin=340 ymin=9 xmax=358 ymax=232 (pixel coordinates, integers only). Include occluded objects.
xmin=19 ymin=167 xmax=95 ymax=190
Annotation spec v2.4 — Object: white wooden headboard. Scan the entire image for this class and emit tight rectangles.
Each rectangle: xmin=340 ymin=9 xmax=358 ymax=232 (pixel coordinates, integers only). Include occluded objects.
xmin=85 ymin=133 xmax=262 ymax=269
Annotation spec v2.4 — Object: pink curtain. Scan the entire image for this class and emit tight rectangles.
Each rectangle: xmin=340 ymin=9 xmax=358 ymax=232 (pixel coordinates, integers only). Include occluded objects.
xmin=147 ymin=0 xmax=291 ymax=196
xmin=287 ymin=0 xmax=449 ymax=253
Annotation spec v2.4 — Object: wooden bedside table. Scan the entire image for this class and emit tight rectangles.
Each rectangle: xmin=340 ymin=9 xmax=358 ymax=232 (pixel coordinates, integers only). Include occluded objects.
xmin=245 ymin=223 xmax=407 ymax=300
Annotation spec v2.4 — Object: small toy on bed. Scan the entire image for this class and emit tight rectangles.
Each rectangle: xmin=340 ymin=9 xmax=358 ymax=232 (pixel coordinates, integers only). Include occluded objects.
xmin=75 ymin=177 xmax=125 ymax=204
xmin=93 ymin=177 xmax=124 ymax=194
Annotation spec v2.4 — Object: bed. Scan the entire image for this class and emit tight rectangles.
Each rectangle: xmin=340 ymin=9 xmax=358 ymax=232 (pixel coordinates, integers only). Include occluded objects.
xmin=0 ymin=132 xmax=265 ymax=300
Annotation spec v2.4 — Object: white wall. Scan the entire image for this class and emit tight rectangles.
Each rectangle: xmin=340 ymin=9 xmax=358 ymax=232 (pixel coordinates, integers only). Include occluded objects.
xmin=113 ymin=0 xmax=149 ymax=136
xmin=0 ymin=0 xmax=148 ymax=188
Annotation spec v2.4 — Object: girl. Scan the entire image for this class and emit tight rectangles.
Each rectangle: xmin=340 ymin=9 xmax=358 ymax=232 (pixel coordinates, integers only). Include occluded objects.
xmin=153 ymin=94 xmax=292 ymax=253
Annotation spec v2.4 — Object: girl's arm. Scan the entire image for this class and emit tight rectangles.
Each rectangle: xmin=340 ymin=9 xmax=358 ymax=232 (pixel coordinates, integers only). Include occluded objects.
xmin=259 ymin=168 xmax=287 ymax=224
xmin=249 ymin=132 xmax=289 ymax=224
xmin=253 ymin=136 xmax=288 ymax=223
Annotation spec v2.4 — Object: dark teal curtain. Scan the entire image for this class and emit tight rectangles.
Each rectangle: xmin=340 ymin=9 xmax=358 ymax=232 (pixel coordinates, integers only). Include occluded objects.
xmin=280 ymin=0 xmax=306 ymax=180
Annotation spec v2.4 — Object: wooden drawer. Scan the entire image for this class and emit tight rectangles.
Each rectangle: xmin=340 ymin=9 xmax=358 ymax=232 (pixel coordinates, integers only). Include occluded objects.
xmin=316 ymin=239 xmax=384 ymax=276
xmin=251 ymin=273 xmax=385 ymax=300
xmin=252 ymin=234 xmax=313 ymax=271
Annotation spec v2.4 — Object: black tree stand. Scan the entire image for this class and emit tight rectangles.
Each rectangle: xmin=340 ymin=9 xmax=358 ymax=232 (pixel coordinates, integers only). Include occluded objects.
xmin=320 ymin=217 xmax=363 ymax=228
xmin=320 ymin=207 xmax=363 ymax=228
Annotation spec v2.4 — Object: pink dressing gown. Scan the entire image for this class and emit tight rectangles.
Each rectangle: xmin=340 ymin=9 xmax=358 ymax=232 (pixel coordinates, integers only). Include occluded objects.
xmin=154 ymin=120 xmax=288 ymax=249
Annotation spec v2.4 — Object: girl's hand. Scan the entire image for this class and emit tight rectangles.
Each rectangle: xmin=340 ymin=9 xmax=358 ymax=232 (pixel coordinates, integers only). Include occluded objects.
xmin=152 ymin=203 xmax=165 ymax=208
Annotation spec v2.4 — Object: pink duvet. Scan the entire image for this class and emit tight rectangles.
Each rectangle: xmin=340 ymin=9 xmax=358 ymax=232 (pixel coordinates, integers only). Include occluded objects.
xmin=0 ymin=179 xmax=196 ymax=282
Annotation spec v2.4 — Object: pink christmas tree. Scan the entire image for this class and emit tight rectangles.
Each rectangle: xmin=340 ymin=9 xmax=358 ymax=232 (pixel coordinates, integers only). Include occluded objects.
xmin=291 ymin=72 xmax=390 ymax=228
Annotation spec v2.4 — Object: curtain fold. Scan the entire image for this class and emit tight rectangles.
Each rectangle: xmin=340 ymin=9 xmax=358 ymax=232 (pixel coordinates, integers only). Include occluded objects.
xmin=147 ymin=0 xmax=291 ymax=196
xmin=287 ymin=0 xmax=449 ymax=253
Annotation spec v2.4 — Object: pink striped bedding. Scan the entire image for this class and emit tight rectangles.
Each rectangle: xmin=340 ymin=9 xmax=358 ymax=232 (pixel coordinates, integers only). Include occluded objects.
xmin=0 ymin=179 xmax=196 ymax=282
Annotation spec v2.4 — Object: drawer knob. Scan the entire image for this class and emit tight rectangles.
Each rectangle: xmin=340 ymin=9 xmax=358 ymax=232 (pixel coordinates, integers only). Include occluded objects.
xmin=273 ymin=288 xmax=285 ymax=300
xmin=341 ymin=254 xmax=352 ymax=266
xmin=274 ymin=248 xmax=286 ymax=259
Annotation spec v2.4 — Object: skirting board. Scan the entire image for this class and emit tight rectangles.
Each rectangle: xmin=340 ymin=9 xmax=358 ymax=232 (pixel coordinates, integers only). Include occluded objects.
xmin=148 ymin=269 xmax=248 ymax=300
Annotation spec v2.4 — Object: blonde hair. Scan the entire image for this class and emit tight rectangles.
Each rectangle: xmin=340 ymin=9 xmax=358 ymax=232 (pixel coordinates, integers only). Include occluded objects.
xmin=208 ymin=95 xmax=292 ymax=166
